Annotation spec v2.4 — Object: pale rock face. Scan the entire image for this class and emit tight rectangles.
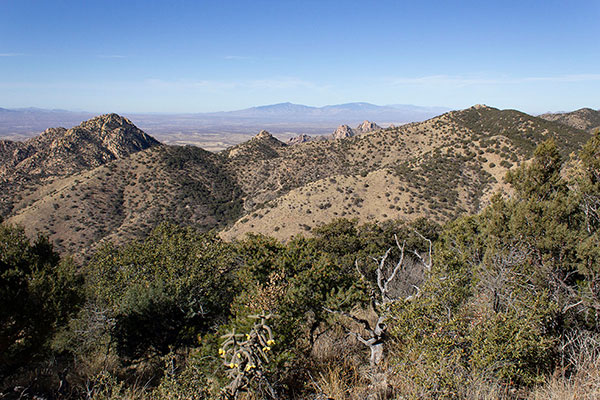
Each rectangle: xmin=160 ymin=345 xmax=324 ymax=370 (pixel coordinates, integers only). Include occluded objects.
xmin=0 ymin=113 xmax=160 ymax=180
xmin=330 ymin=121 xmax=380 ymax=140
xmin=355 ymin=120 xmax=381 ymax=134
xmin=287 ymin=134 xmax=312 ymax=145
xmin=332 ymin=124 xmax=355 ymax=140
xmin=251 ymin=130 xmax=286 ymax=148
xmin=255 ymin=130 xmax=273 ymax=140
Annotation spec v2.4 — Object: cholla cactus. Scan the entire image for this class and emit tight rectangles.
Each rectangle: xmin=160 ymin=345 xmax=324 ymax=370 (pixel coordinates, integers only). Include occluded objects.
xmin=219 ymin=314 xmax=276 ymax=399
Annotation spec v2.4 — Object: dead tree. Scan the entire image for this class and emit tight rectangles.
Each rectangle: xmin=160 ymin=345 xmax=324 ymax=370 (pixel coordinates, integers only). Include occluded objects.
xmin=325 ymin=231 xmax=432 ymax=368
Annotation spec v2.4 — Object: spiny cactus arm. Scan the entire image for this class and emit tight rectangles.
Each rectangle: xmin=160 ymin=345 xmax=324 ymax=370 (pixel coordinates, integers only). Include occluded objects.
xmin=248 ymin=313 xmax=272 ymax=321
xmin=259 ymin=314 xmax=271 ymax=327
xmin=259 ymin=323 xmax=273 ymax=339
xmin=219 ymin=314 xmax=277 ymax=399
xmin=221 ymin=338 xmax=236 ymax=352
xmin=221 ymin=331 xmax=244 ymax=346
xmin=221 ymin=341 xmax=243 ymax=359
xmin=255 ymin=328 xmax=273 ymax=348
xmin=253 ymin=345 xmax=271 ymax=363
xmin=255 ymin=334 xmax=268 ymax=348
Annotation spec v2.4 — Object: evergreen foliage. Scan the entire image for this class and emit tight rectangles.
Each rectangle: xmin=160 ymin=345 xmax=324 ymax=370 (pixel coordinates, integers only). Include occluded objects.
xmin=2 ymin=135 xmax=600 ymax=399
xmin=0 ymin=225 xmax=82 ymax=375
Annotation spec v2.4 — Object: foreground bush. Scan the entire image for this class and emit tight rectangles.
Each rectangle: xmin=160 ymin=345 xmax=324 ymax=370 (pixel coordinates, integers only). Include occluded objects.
xmin=0 ymin=224 xmax=82 ymax=377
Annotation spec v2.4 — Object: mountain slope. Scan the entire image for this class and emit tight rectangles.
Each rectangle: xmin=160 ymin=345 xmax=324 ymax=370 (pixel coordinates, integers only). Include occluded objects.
xmin=447 ymin=105 xmax=590 ymax=156
xmin=0 ymin=114 xmax=160 ymax=218
xmin=7 ymin=145 xmax=243 ymax=260
xmin=539 ymin=108 xmax=600 ymax=132
xmin=221 ymin=105 xmax=590 ymax=239
xmin=2 ymin=106 xmax=591 ymax=259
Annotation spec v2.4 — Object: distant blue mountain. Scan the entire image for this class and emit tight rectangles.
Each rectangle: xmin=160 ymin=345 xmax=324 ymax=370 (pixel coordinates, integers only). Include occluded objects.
xmin=216 ymin=102 xmax=318 ymax=116
xmin=0 ymin=102 xmax=450 ymax=139
xmin=208 ymin=102 xmax=449 ymax=122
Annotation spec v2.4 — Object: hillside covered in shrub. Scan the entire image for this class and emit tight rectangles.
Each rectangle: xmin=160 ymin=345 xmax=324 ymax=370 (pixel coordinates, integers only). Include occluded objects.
xmin=2 ymin=131 xmax=600 ymax=399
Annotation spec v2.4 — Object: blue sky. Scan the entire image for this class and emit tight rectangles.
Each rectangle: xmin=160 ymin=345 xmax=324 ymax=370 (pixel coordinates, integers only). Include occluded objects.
xmin=1 ymin=0 xmax=599 ymax=113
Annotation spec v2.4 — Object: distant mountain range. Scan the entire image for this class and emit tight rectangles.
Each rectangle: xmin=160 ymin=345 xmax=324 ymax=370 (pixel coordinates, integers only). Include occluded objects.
xmin=3 ymin=103 xmax=597 ymax=152
xmin=0 ymin=102 xmax=449 ymax=143
xmin=205 ymin=102 xmax=449 ymax=121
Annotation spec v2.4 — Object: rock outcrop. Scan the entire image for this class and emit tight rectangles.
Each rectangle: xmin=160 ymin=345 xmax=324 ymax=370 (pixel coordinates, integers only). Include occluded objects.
xmin=287 ymin=134 xmax=313 ymax=145
xmin=227 ymin=130 xmax=286 ymax=159
xmin=355 ymin=120 xmax=381 ymax=134
xmin=0 ymin=113 xmax=160 ymax=178
xmin=332 ymin=124 xmax=355 ymax=140
xmin=0 ymin=113 xmax=161 ymax=217
xmin=254 ymin=130 xmax=274 ymax=140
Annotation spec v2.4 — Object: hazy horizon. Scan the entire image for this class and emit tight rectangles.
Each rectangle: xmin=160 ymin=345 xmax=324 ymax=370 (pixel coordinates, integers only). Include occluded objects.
xmin=1 ymin=101 xmax=452 ymax=115
xmin=1 ymin=101 xmax=594 ymax=117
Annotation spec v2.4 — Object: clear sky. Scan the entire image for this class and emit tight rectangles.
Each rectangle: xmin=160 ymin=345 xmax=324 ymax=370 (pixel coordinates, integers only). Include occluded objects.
xmin=1 ymin=0 xmax=599 ymax=114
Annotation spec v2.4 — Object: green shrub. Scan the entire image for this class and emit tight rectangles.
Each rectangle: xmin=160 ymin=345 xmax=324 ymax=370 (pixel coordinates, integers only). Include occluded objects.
xmin=0 ymin=224 xmax=83 ymax=375
xmin=79 ymin=223 xmax=237 ymax=361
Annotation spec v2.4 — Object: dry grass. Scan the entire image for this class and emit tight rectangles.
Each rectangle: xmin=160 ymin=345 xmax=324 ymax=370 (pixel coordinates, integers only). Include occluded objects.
xmin=530 ymin=332 xmax=600 ymax=400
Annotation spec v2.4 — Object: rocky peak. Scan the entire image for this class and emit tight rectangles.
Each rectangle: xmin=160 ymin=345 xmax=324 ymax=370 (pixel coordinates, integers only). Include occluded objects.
xmin=577 ymin=107 xmax=596 ymax=113
xmin=255 ymin=130 xmax=274 ymax=140
xmin=331 ymin=124 xmax=355 ymax=140
xmin=252 ymin=130 xmax=286 ymax=147
xmin=287 ymin=134 xmax=313 ymax=145
xmin=70 ymin=113 xmax=160 ymax=154
xmin=1 ymin=114 xmax=160 ymax=184
xmin=355 ymin=120 xmax=381 ymax=134
xmin=86 ymin=112 xmax=130 ymax=123
xmin=77 ymin=114 xmax=150 ymax=140
xmin=227 ymin=130 xmax=285 ymax=160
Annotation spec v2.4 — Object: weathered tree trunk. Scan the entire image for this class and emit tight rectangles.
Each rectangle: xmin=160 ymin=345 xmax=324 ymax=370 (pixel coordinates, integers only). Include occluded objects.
xmin=325 ymin=231 xmax=433 ymax=398
xmin=369 ymin=317 xmax=386 ymax=367
xmin=370 ymin=342 xmax=384 ymax=367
